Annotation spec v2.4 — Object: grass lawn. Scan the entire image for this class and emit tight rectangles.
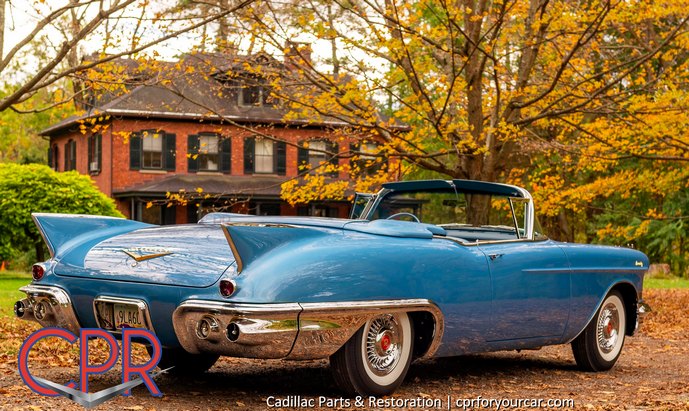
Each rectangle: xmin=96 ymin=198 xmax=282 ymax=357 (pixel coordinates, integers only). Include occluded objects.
xmin=644 ymin=277 xmax=689 ymax=289
xmin=0 ymin=270 xmax=32 ymax=316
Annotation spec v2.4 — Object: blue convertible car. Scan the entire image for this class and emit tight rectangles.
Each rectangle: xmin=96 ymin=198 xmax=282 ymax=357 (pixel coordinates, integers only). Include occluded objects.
xmin=15 ymin=179 xmax=650 ymax=395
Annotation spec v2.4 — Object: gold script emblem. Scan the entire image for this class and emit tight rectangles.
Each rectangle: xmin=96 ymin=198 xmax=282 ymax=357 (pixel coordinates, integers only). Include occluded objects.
xmin=635 ymin=261 xmax=644 ymax=267
xmin=122 ymin=248 xmax=173 ymax=265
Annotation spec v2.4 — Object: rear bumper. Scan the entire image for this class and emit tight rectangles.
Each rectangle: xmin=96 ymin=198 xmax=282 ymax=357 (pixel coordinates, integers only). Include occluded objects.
xmin=172 ymin=299 xmax=444 ymax=360
xmin=15 ymin=285 xmax=80 ymax=334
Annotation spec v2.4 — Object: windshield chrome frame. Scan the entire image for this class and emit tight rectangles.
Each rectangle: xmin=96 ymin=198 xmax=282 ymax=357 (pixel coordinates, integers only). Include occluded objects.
xmin=359 ymin=182 xmax=537 ymax=241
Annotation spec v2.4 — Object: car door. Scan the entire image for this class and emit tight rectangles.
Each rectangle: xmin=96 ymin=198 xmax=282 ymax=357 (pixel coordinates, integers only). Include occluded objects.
xmin=478 ymin=240 xmax=571 ymax=341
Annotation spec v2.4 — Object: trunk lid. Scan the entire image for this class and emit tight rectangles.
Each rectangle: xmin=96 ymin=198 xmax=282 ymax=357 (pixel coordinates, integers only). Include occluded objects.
xmin=54 ymin=225 xmax=234 ymax=288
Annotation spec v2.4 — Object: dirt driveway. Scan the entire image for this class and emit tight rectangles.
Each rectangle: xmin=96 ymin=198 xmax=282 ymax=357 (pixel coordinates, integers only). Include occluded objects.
xmin=1 ymin=289 xmax=687 ymax=410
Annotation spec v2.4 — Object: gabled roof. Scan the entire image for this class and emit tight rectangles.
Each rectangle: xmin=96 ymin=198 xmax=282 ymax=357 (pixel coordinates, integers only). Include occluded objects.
xmin=41 ymin=52 xmax=405 ymax=136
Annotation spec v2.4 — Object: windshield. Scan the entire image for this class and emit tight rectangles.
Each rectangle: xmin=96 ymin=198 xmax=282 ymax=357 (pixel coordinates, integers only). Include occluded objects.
xmin=365 ymin=189 xmax=547 ymax=241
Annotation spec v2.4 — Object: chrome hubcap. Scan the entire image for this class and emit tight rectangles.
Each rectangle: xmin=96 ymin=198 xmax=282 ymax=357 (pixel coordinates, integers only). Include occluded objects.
xmin=597 ymin=303 xmax=619 ymax=354
xmin=365 ymin=315 xmax=402 ymax=376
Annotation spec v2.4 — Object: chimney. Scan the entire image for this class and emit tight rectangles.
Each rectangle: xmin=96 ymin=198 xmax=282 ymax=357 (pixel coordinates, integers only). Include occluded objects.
xmin=284 ymin=41 xmax=313 ymax=69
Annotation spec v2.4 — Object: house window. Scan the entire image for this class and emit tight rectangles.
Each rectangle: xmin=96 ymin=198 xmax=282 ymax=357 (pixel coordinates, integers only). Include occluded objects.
xmin=351 ymin=142 xmax=385 ymax=175
xmin=298 ymin=139 xmax=339 ymax=177
xmin=64 ymin=139 xmax=77 ymax=171
xmin=129 ymin=130 xmax=176 ymax=171
xmin=255 ymin=139 xmax=273 ymax=173
xmin=198 ymin=134 xmax=219 ymax=171
xmin=244 ymin=137 xmax=286 ymax=175
xmin=240 ymin=85 xmax=264 ymax=106
xmin=237 ymin=75 xmax=272 ymax=107
xmin=187 ymin=133 xmax=230 ymax=173
xmin=137 ymin=202 xmax=176 ymax=225
xmin=142 ymin=132 xmax=163 ymax=169
xmin=297 ymin=204 xmax=339 ymax=218
xmin=88 ymin=134 xmax=101 ymax=174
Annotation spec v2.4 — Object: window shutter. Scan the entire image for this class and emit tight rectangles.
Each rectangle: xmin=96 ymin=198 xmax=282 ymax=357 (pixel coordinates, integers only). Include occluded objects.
xmin=297 ymin=142 xmax=309 ymax=171
xmin=87 ymin=135 xmax=93 ymax=168
xmin=130 ymin=132 xmax=142 ymax=170
xmin=64 ymin=142 xmax=69 ymax=171
xmin=328 ymin=141 xmax=339 ymax=177
xmin=165 ymin=133 xmax=176 ymax=171
xmin=244 ymin=137 xmax=255 ymax=174
xmin=220 ymin=137 xmax=231 ymax=174
xmin=187 ymin=134 xmax=199 ymax=172
xmin=328 ymin=141 xmax=339 ymax=167
xmin=48 ymin=146 xmax=53 ymax=169
xmin=96 ymin=134 xmax=102 ymax=173
xmin=276 ymin=141 xmax=286 ymax=176
xmin=69 ymin=140 xmax=77 ymax=170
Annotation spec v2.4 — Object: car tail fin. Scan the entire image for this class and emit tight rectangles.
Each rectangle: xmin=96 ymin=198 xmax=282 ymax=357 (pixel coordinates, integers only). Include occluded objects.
xmin=221 ymin=223 xmax=324 ymax=273
xmin=32 ymin=213 xmax=152 ymax=259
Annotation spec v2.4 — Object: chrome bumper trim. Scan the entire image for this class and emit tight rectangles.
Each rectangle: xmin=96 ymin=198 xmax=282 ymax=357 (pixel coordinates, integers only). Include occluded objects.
xmin=17 ymin=285 xmax=80 ymax=334
xmin=172 ymin=299 xmax=444 ymax=360
xmin=634 ymin=299 xmax=652 ymax=333
xmin=172 ymin=301 xmax=302 ymax=358
xmin=637 ymin=300 xmax=651 ymax=318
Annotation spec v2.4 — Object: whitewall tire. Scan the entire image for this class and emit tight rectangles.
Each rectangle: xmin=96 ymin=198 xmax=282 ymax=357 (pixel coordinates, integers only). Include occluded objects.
xmin=330 ymin=312 xmax=413 ymax=396
xmin=572 ymin=290 xmax=626 ymax=371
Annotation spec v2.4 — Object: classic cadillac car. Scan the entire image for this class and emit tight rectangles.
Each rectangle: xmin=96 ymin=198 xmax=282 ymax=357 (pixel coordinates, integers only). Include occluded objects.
xmin=15 ymin=179 xmax=650 ymax=396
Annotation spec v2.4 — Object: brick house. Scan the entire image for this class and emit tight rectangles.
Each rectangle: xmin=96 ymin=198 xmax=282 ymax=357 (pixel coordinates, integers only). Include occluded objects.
xmin=41 ymin=51 xmax=390 ymax=224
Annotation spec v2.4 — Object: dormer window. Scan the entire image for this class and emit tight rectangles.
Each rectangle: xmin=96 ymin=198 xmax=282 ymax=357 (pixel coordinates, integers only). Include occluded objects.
xmin=240 ymin=84 xmax=265 ymax=106
xmin=237 ymin=75 xmax=272 ymax=107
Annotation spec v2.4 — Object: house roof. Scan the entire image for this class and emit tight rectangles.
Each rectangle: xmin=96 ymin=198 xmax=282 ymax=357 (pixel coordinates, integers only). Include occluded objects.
xmin=113 ymin=174 xmax=289 ymax=198
xmin=113 ymin=174 xmax=354 ymax=202
xmin=41 ymin=52 xmax=406 ymax=135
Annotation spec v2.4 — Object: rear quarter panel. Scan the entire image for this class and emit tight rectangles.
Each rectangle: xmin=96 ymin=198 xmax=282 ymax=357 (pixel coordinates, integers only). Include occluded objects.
xmin=230 ymin=230 xmax=492 ymax=356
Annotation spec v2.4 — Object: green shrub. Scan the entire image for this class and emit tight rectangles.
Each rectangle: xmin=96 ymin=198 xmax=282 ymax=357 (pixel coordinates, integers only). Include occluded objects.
xmin=0 ymin=163 xmax=123 ymax=262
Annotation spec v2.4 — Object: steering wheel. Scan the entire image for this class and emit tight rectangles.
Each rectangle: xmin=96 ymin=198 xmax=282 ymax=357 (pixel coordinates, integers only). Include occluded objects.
xmin=386 ymin=212 xmax=421 ymax=223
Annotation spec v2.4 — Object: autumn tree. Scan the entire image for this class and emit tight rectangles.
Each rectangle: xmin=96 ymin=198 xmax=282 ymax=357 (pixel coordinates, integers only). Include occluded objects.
xmin=0 ymin=0 xmax=255 ymax=113
xmin=217 ymin=0 xmax=689 ymax=226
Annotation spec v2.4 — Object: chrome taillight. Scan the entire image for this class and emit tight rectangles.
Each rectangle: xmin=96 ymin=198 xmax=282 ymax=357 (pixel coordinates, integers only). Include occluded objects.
xmin=219 ymin=279 xmax=236 ymax=297
xmin=32 ymin=264 xmax=45 ymax=281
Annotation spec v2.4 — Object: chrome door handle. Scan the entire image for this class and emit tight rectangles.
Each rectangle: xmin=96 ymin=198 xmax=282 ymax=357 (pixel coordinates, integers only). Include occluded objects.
xmin=488 ymin=253 xmax=503 ymax=261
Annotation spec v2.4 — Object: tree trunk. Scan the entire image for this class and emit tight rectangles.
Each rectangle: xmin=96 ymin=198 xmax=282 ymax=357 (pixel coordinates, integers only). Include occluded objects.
xmin=68 ymin=0 xmax=85 ymax=109
xmin=35 ymin=239 xmax=45 ymax=263
xmin=0 ymin=0 xmax=5 ymax=60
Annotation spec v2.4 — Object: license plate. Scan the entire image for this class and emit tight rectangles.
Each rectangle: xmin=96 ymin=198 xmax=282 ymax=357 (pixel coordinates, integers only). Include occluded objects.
xmin=113 ymin=303 xmax=145 ymax=329
xmin=94 ymin=301 xmax=146 ymax=330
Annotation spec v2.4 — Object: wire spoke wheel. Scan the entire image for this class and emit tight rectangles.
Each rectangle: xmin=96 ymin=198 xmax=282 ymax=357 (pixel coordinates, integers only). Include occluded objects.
xmin=330 ymin=312 xmax=414 ymax=396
